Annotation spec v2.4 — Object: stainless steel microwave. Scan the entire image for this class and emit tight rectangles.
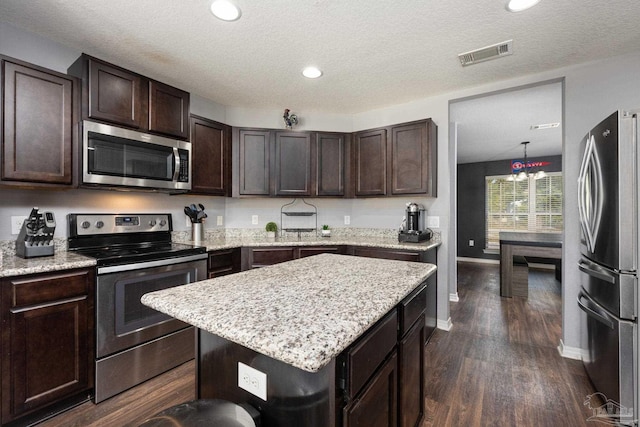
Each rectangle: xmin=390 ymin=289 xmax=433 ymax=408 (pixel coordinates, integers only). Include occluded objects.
xmin=82 ymin=121 xmax=191 ymax=191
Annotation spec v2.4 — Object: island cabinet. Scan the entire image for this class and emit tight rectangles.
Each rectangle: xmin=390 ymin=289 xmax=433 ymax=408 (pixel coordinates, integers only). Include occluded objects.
xmin=68 ymin=54 xmax=190 ymax=139
xmin=352 ymin=118 xmax=437 ymax=197
xmin=1 ymin=55 xmax=79 ymax=187
xmin=190 ymin=115 xmax=232 ymax=195
xmin=208 ymin=248 xmax=241 ymax=278
xmin=0 ymin=268 xmax=95 ymax=426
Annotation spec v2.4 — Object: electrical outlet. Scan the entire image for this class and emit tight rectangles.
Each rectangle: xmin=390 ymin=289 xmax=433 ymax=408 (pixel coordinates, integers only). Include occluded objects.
xmin=217 ymin=215 xmax=223 ymax=226
xmin=469 ymin=239 xmax=475 ymax=247
xmin=427 ymin=216 xmax=440 ymax=228
xmin=251 ymin=215 xmax=259 ymax=225
xmin=11 ymin=216 xmax=28 ymax=235
xmin=344 ymin=215 xmax=350 ymax=225
xmin=238 ymin=362 xmax=267 ymax=401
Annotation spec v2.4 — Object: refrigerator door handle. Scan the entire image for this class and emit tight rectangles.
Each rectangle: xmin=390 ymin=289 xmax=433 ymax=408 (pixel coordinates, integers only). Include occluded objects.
xmin=577 ymin=134 xmax=604 ymax=253
xmin=578 ymin=258 xmax=617 ymax=284
xmin=578 ymin=291 xmax=616 ymax=329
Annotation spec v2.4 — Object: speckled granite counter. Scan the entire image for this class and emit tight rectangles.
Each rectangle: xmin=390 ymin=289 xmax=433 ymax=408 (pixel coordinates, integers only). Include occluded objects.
xmin=190 ymin=234 xmax=441 ymax=252
xmin=142 ymin=253 xmax=436 ymax=373
xmin=0 ymin=251 xmax=96 ymax=278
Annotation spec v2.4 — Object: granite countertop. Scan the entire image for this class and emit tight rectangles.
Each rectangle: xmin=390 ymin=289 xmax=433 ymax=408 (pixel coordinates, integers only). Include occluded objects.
xmin=142 ymin=253 xmax=436 ymax=373
xmin=0 ymin=251 xmax=96 ymax=278
xmin=192 ymin=234 xmax=442 ymax=252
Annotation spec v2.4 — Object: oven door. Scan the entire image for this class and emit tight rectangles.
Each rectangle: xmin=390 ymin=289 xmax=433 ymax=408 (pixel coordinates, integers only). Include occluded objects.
xmin=96 ymin=256 xmax=207 ymax=359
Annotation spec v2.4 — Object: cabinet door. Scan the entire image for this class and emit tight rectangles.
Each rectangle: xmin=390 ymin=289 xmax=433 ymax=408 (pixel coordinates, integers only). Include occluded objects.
xmin=1 ymin=269 xmax=94 ymax=423
xmin=274 ymin=131 xmax=312 ymax=196
xmin=390 ymin=120 xmax=436 ymax=196
xmin=398 ymin=317 xmax=425 ymax=427
xmin=149 ymin=80 xmax=190 ymax=139
xmin=354 ymin=129 xmax=387 ymax=196
xmin=2 ymin=58 xmax=75 ymax=185
xmin=87 ymin=58 xmax=145 ymax=128
xmin=208 ymin=249 xmax=240 ymax=278
xmin=351 ymin=247 xmax=421 ymax=262
xmin=343 ymin=351 xmax=397 ymax=427
xmin=250 ymin=248 xmax=295 ymax=268
xmin=191 ymin=115 xmax=231 ymax=195
xmin=238 ymin=129 xmax=271 ymax=195
xmin=317 ymin=132 xmax=345 ymax=196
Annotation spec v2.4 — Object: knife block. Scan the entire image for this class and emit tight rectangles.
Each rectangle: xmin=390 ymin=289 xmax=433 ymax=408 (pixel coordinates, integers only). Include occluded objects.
xmin=15 ymin=221 xmax=55 ymax=258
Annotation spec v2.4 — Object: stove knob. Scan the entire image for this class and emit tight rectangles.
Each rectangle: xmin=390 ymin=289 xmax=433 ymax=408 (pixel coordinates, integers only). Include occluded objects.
xmin=95 ymin=221 xmax=104 ymax=229
xmin=149 ymin=220 xmax=157 ymax=227
xmin=159 ymin=219 xmax=167 ymax=227
xmin=81 ymin=221 xmax=91 ymax=229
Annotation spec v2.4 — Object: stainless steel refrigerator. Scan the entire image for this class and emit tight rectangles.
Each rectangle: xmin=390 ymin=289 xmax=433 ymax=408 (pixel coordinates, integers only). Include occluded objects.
xmin=577 ymin=110 xmax=637 ymax=425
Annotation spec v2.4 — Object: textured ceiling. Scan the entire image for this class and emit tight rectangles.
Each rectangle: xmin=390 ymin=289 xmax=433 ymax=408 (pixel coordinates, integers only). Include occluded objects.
xmin=1 ymin=0 xmax=639 ymax=115
xmin=452 ymin=82 xmax=563 ymax=164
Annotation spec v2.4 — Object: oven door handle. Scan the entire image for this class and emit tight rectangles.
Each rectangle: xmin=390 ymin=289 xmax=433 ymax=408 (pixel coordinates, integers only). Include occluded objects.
xmin=577 ymin=291 xmax=616 ymax=329
xmin=97 ymin=253 xmax=207 ymax=275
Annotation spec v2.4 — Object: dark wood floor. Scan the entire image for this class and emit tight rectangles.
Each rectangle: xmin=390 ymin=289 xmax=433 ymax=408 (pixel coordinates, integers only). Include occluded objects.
xmin=38 ymin=261 xmax=596 ymax=426
xmin=423 ymin=262 xmax=596 ymax=426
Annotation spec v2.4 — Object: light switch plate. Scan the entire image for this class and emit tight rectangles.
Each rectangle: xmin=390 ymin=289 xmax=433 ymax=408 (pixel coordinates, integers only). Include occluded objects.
xmin=251 ymin=215 xmax=259 ymax=225
xmin=217 ymin=215 xmax=223 ymax=226
xmin=11 ymin=216 xmax=27 ymax=235
xmin=344 ymin=215 xmax=350 ymax=225
xmin=427 ymin=216 xmax=440 ymax=228
xmin=238 ymin=362 xmax=267 ymax=401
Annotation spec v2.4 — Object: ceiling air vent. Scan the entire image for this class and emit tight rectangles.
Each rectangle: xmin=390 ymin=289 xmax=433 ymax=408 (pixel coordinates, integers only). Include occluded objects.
xmin=458 ymin=40 xmax=513 ymax=67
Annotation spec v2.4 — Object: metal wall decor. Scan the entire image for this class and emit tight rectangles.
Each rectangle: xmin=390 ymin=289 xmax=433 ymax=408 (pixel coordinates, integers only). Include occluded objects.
xmin=283 ymin=109 xmax=299 ymax=129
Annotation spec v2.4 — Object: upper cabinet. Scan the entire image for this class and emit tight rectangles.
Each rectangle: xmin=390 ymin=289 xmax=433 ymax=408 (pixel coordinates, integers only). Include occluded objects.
xmin=354 ymin=129 xmax=387 ymax=196
xmin=274 ymin=131 xmax=313 ymax=196
xmin=233 ymin=128 xmax=350 ymax=197
xmin=1 ymin=55 xmax=78 ymax=187
xmin=68 ymin=54 xmax=190 ymax=139
xmin=190 ymin=115 xmax=231 ymax=195
xmin=353 ymin=119 xmax=437 ymax=198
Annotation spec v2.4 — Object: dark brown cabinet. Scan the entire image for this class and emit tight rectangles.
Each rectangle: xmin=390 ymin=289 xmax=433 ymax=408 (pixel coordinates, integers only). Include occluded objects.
xmin=190 ymin=115 xmax=231 ymax=195
xmin=208 ymin=248 xmax=241 ymax=278
xmin=1 ymin=56 xmax=78 ymax=186
xmin=353 ymin=129 xmax=387 ymax=196
xmin=274 ymin=131 xmax=313 ymax=196
xmin=149 ymin=80 xmax=190 ymax=139
xmin=243 ymin=246 xmax=345 ymax=269
xmin=343 ymin=351 xmax=398 ymax=427
xmin=390 ymin=120 xmax=437 ymax=196
xmin=398 ymin=317 xmax=425 ymax=427
xmin=1 ymin=268 xmax=95 ymax=425
xmin=69 ymin=54 xmax=190 ymax=139
xmin=316 ymin=132 xmax=347 ymax=196
xmin=350 ymin=246 xmax=422 ymax=262
xmin=235 ymin=128 xmax=271 ymax=196
xmin=353 ymin=119 xmax=437 ymax=197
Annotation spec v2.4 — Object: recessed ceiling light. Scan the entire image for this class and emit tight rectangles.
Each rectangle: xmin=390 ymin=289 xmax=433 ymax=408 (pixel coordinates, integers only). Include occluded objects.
xmin=506 ymin=0 xmax=541 ymax=12
xmin=302 ymin=67 xmax=323 ymax=79
xmin=210 ymin=0 xmax=241 ymax=21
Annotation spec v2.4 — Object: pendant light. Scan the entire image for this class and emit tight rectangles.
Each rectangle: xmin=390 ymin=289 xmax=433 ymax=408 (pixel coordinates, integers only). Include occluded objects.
xmin=510 ymin=141 xmax=546 ymax=181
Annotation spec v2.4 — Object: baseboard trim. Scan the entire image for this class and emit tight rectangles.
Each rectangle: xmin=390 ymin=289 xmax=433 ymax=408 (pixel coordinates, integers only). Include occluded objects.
xmin=557 ymin=340 xmax=584 ymax=360
xmin=456 ymin=257 xmax=499 ymax=265
xmin=437 ymin=317 xmax=453 ymax=331
xmin=449 ymin=292 xmax=459 ymax=302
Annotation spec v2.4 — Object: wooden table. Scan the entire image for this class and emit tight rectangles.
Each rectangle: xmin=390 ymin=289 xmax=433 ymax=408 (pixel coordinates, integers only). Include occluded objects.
xmin=499 ymin=232 xmax=562 ymax=297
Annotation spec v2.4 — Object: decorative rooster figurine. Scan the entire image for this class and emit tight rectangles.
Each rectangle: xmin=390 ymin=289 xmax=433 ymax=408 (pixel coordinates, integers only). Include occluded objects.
xmin=283 ymin=109 xmax=299 ymax=129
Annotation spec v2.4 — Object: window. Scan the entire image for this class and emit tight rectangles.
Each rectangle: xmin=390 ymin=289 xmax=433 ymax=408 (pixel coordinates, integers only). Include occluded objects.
xmin=485 ymin=172 xmax=563 ymax=249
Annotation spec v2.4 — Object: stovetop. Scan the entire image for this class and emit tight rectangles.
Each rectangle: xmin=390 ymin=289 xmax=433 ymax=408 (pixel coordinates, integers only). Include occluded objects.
xmin=67 ymin=213 xmax=206 ymax=267
xmin=73 ymin=241 xmax=206 ymax=267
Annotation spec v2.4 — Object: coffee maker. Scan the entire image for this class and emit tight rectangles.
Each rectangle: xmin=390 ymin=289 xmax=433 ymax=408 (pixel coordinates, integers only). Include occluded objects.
xmin=398 ymin=202 xmax=432 ymax=243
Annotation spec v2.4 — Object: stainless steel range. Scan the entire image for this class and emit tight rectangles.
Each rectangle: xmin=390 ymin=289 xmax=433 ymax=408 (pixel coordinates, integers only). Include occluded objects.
xmin=67 ymin=213 xmax=207 ymax=403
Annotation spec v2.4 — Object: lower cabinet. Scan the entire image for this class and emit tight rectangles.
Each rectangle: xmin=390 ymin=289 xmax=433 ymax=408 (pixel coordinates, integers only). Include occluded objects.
xmin=0 ymin=268 xmax=95 ymax=425
xmin=398 ymin=316 xmax=425 ymax=427
xmin=349 ymin=247 xmax=422 ymax=262
xmin=243 ymin=246 xmax=344 ymax=269
xmin=208 ymin=248 xmax=241 ymax=278
xmin=343 ymin=351 xmax=398 ymax=427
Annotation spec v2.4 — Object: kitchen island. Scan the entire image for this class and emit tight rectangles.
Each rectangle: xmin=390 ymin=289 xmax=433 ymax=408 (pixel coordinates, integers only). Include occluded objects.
xmin=142 ymin=253 xmax=436 ymax=426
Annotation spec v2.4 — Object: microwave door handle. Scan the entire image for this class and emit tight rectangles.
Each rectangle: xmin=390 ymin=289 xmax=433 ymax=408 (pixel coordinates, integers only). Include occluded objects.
xmin=172 ymin=147 xmax=180 ymax=181
xmin=578 ymin=258 xmax=617 ymax=284
xmin=578 ymin=291 xmax=616 ymax=329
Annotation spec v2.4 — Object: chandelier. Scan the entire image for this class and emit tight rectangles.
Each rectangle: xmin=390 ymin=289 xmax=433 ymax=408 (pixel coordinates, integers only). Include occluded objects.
xmin=508 ymin=141 xmax=547 ymax=181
